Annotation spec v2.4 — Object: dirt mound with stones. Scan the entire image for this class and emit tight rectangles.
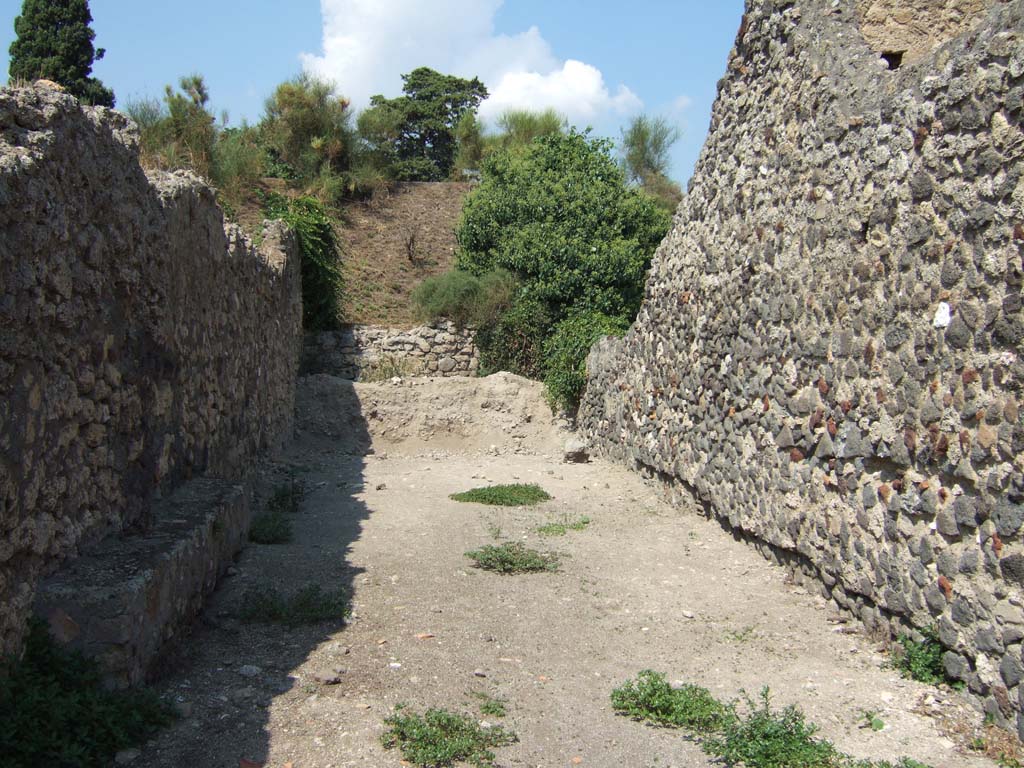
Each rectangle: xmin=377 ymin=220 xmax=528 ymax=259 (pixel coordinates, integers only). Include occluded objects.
xmin=296 ymin=372 xmax=569 ymax=456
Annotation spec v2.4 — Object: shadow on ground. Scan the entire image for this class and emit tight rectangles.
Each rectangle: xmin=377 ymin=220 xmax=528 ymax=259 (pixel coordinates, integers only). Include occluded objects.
xmin=143 ymin=382 xmax=374 ymax=768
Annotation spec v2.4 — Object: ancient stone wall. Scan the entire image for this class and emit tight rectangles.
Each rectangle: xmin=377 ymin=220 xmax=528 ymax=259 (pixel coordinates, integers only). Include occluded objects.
xmin=303 ymin=322 xmax=479 ymax=380
xmin=0 ymin=85 xmax=302 ymax=656
xmin=855 ymin=0 xmax=1003 ymax=65
xmin=581 ymin=0 xmax=1024 ymax=732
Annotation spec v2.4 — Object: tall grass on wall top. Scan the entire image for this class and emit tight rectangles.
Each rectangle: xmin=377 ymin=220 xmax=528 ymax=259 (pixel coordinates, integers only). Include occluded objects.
xmin=261 ymin=191 xmax=343 ymax=331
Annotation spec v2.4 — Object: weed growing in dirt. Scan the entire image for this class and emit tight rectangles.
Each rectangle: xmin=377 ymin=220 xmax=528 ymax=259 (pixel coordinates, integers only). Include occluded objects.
xmin=611 ymin=674 xmax=935 ymax=768
xmin=611 ymin=670 xmax=731 ymax=733
xmin=861 ymin=710 xmax=885 ymax=732
xmin=892 ymin=625 xmax=950 ymax=687
xmin=249 ymin=509 xmax=292 ymax=544
xmin=465 ymin=543 xmax=559 ymax=574
xmin=703 ymin=688 xmax=845 ymax=768
xmin=451 ymin=484 xmax=551 ymax=506
xmin=381 ymin=706 xmax=516 ymax=767
xmin=471 ymin=692 xmax=508 ymax=718
xmin=250 ymin=478 xmax=304 ymax=544
xmin=239 ymin=584 xmax=349 ymax=627
xmin=537 ymin=516 xmax=590 ymax=536
xmin=0 ymin=619 xmax=175 ymax=768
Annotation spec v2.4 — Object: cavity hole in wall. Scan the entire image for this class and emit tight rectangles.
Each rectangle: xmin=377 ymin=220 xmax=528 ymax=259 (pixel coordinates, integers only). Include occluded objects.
xmin=881 ymin=51 xmax=904 ymax=70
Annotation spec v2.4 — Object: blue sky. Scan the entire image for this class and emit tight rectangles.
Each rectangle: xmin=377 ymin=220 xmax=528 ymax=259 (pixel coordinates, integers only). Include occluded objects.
xmin=1 ymin=1 xmax=743 ymax=183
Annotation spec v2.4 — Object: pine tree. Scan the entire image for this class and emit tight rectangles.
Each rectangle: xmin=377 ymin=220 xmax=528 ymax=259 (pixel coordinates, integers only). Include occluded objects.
xmin=8 ymin=0 xmax=115 ymax=107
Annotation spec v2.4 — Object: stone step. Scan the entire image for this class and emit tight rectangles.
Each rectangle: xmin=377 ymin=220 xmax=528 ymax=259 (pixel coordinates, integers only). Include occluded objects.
xmin=34 ymin=477 xmax=251 ymax=688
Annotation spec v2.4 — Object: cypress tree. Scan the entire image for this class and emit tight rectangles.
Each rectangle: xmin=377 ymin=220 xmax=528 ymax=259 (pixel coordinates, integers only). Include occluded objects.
xmin=8 ymin=0 xmax=115 ymax=107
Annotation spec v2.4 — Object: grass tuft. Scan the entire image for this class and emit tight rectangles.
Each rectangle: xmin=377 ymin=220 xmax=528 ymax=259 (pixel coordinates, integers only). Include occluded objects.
xmin=465 ymin=543 xmax=559 ymax=574
xmin=238 ymin=583 xmax=349 ymax=627
xmin=611 ymin=670 xmax=731 ymax=733
xmin=450 ymin=483 xmax=552 ymax=507
xmin=537 ymin=515 xmax=590 ymax=536
xmin=381 ymin=706 xmax=516 ymax=767
xmin=0 ymin=619 xmax=175 ymax=768
xmin=471 ymin=692 xmax=508 ymax=718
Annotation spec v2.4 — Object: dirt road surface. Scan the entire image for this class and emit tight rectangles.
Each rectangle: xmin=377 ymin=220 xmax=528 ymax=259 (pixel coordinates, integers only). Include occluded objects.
xmin=138 ymin=374 xmax=994 ymax=768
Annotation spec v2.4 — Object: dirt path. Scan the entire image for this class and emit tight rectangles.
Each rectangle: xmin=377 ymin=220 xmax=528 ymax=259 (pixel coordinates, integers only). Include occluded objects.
xmin=139 ymin=375 xmax=994 ymax=768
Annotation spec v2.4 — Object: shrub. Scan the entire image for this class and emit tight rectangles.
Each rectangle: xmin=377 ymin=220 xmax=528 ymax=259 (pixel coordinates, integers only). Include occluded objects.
xmin=475 ymin=295 xmax=551 ymax=379
xmin=261 ymin=191 xmax=343 ymax=330
xmin=611 ymin=670 xmax=731 ymax=733
xmin=492 ymin=108 xmax=565 ymax=153
xmin=249 ymin=506 xmax=292 ymax=545
xmin=412 ymin=268 xmax=517 ymax=328
xmin=892 ymin=625 xmax=948 ymax=686
xmin=0 ymin=619 xmax=174 ymax=768
xmin=702 ymin=689 xmax=844 ymax=768
xmin=261 ymin=73 xmax=354 ymax=184
xmin=381 ymin=706 xmax=515 ymax=767
xmin=450 ymin=483 xmax=551 ymax=506
xmin=456 ymin=129 xmax=670 ymax=322
xmin=464 ymin=543 xmax=559 ymax=574
xmin=542 ymin=311 xmax=629 ymax=411
xmin=212 ymin=125 xmax=265 ymax=203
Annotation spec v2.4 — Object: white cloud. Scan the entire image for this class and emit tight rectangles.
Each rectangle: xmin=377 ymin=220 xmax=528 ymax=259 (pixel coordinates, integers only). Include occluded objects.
xmin=669 ymin=94 xmax=693 ymax=115
xmin=301 ymin=0 xmax=642 ymax=123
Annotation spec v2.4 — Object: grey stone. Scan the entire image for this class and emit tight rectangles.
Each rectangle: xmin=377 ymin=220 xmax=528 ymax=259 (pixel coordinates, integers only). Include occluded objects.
xmin=564 ymin=438 xmax=590 ymax=463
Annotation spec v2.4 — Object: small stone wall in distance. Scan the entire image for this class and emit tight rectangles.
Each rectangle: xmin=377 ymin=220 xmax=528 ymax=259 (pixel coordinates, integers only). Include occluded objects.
xmin=303 ymin=322 xmax=479 ymax=380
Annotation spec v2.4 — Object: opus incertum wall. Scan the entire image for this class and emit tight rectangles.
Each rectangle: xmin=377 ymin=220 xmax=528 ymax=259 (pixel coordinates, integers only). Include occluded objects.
xmin=581 ymin=0 xmax=1024 ymax=732
xmin=0 ymin=84 xmax=302 ymax=658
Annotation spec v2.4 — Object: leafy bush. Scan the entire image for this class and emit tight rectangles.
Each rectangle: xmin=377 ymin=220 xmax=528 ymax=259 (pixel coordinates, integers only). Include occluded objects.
xmin=475 ymin=295 xmax=551 ymax=379
xmin=892 ymin=625 xmax=948 ymax=686
xmin=464 ymin=543 xmax=559 ymax=574
xmin=0 ymin=619 xmax=174 ymax=768
xmin=450 ymin=483 xmax=552 ymax=506
xmin=456 ymin=129 xmax=670 ymax=322
xmin=413 ymin=268 xmax=517 ymax=328
xmin=543 ymin=311 xmax=629 ymax=411
xmin=381 ymin=706 xmax=515 ymax=767
xmin=261 ymin=191 xmax=343 ymax=330
xmin=611 ymin=670 xmax=731 ymax=733
xmin=703 ymin=689 xmax=844 ymax=768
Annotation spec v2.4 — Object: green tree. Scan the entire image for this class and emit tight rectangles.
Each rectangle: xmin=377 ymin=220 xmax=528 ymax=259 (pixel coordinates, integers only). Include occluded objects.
xmin=620 ymin=114 xmax=683 ymax=213
xmin=8 ymin=0 xmax=114 ymax=106
xmin=359 ymin=67 xmax=488 ymax=181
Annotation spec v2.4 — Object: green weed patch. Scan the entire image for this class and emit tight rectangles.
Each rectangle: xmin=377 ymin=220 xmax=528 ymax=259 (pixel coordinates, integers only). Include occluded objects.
xmin=465 ymin=543 xmax=559 ymax=574
xmin=381 ymin=706 xmax=516 ymax=767
xmin=451 ymin=483 xmax=552 ymax=506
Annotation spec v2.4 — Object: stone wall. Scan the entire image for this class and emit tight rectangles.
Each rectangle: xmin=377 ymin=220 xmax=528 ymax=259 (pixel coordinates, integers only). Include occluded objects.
xmin=581 ymin=0 xmax=1024 ymax=732
xmin=303 ymin=322 xmax=479 ymax=380
xmin=855 ymin=0 xmax=1003 ymax=64
xmin=0 ymin=85 xmax=302 ymax=656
